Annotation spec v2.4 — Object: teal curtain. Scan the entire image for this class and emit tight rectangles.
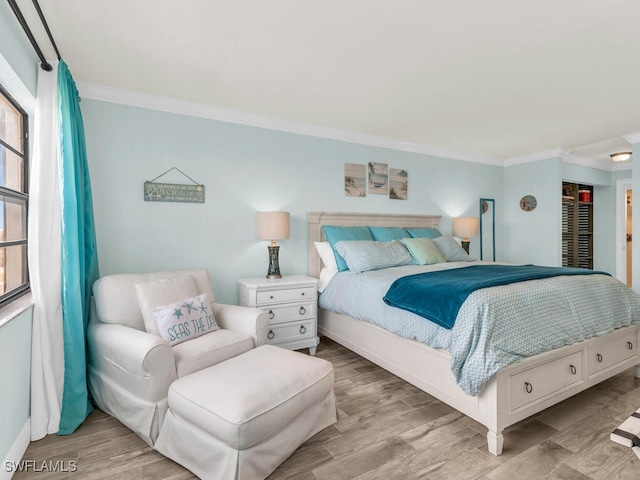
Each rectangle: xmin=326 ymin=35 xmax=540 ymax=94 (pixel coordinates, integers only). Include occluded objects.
xmin=57 ymin=60 xmax=100 ymax=435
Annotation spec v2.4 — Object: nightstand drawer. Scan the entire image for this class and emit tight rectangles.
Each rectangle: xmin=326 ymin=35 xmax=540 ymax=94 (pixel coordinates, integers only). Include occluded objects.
xmin=256 ymin=287 xmax=316 ymax=306
xmin=266 ymin=319 xmax=315 ymax=345
xmin=265 ymin=302 xmax=315 ymax=325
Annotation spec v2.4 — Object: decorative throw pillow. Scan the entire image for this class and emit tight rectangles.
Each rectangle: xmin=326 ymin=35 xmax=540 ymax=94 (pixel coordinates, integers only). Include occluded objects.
xmin=135 ymin=275 xmax=199 ymax=336
xmin=152 ymin=293 xmax=219 ymax=346
xmin=432 ymin=236 xmax=476 ymax=262
xmin=406 ymin=227 xmax=442 ymax=239
xmin=401 ymin=237 xmax=446 ymax=265
xmin=322 ymin=225 xmax=375 ymax=271
xmin=368 ymin=227 xmax=411 ymax=242
xmin=334 ymin=240 xmax=415 ymax=273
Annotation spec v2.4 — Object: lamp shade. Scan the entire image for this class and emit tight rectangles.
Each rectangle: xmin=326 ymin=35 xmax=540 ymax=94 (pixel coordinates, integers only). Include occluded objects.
xmin=453 ymin=217 xmax=479 ymax=238
xmin=257 ymin=211 xmax=290 ymax=240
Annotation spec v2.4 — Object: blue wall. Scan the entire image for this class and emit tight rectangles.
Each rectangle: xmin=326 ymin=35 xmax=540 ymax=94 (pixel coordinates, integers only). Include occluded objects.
xmin=502 ymin=156 xmax=626 ymax=275
xmin=503 ymin=158 xmax=563 ymax=266
xmin=0 ymin=309 xmax=33 ymax=463
xmin=81 ymin=99 xmax=504 ymax=304
xmin=0 ymin=1 xmax=37 ymax=96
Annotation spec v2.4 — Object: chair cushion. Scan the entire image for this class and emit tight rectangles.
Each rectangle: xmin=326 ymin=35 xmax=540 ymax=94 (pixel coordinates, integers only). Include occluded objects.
xmin=168 ymin=345 xmax=334 ymax=449
xmin=172 ymin=329 xmax=253 ymax=378
xmin=93 ymin=268 xmax=216 ymax=330
xmin=136 ymin=275 xmax=199 ymax=336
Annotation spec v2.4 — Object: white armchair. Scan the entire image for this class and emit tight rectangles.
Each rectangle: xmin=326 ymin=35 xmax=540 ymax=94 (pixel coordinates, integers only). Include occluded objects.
xmin=87 ymin=268 xmax=269 ymax=446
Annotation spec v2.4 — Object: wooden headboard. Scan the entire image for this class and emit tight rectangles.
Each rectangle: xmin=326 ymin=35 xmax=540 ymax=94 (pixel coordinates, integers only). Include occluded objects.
xmin=307 ymin=211 xmax=442 ymax=277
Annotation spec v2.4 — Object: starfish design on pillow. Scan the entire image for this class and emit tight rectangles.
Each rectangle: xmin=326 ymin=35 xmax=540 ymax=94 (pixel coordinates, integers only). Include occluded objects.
xmin=198 ymin=302 xmax=209 ymax=314
xmin=181 ymin=301 xmax=195 ymax=314
xmin=173 ymin=308 xmax=183 ymax=319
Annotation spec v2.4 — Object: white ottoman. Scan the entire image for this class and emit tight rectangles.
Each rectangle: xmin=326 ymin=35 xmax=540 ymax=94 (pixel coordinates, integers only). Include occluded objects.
xmin=155 ymin=345 xmax=337 ymax=480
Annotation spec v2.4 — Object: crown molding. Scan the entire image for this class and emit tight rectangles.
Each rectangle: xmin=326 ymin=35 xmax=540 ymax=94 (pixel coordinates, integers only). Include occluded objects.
xmin=503 ymin=148 xmax=569 ymax=166
xmin=622 ymin=132 xmax=640 ymax=144
xmin=76 ymin=82 xmax=502 ymax=166
xmin=562 ymin=154 xmax=616 ymax=172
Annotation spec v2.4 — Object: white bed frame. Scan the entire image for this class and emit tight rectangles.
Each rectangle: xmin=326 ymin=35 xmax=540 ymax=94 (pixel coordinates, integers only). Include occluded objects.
xmin=308 ymin=211 xmax=640 ymax=455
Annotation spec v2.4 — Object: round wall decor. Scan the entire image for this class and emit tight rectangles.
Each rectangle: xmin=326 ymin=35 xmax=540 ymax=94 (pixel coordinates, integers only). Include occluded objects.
xmin=520 ymin=195 xmax=537 ymax=212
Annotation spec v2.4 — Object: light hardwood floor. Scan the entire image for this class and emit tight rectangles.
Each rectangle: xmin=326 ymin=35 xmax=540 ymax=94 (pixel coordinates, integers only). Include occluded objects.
xmin=13 ymin=337 xmax=640 ymax=480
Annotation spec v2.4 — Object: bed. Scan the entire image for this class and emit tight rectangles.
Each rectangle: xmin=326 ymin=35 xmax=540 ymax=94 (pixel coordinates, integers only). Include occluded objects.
xmin=307 ymin=211 xmax=640 ymax=456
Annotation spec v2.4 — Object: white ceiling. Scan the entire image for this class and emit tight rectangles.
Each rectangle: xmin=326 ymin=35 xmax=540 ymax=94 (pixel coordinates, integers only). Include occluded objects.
xmin=18 ymin=0 xmax=640 ymax=162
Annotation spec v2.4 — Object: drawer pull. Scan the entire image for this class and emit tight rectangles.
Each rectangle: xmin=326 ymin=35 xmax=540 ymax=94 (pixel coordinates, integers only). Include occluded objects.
xmin=270 ymin=295 xmax=274 ymax=299
xmin=570 ymin=364 xmax=577 ymax=375
xmin=596 ymin=353 xmax=603 ymax=363
xmin=300 ymin=325 xmax=307 ymax=334
xmin=628 ymin=341 xmax=634 ymax=350
xmin=268 ymin=310 xmax=274 ymax=320
xmin=299 ymin=306 xmax=306 ymax=315
xmin=301 ymin=292 xmax=305 ymax=296
xmin=267 ymin=330 xmax=275 ymax=340
xmin=525 ymin=382 xmax=533 ymax=394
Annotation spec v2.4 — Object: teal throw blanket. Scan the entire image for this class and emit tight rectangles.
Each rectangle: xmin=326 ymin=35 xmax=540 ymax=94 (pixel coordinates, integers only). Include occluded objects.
xmin=383 ymin=264 xmax=609 ymax=329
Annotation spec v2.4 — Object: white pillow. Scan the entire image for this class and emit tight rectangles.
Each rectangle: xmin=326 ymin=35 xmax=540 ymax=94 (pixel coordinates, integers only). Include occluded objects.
xmin=135 ymin=275 xmax=199 ymax=335
xmin=314 ymin=241 xmax=338 ymax=271
xmin=432 ymin=236 xmax=476 ymax=262
xmin=318 ymin=267 xmax=337 ymax=293
xmin=152 ymin=292 xmax=219 ymax=346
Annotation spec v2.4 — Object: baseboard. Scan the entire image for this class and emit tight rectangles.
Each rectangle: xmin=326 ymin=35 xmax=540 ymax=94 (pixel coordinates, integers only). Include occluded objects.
xmin=1 ymin=418 xmax=30 ymax=480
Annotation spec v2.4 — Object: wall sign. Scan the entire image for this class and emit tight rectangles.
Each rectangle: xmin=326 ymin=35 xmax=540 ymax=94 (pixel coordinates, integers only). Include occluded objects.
xmin=144 ymin=182 xmax=204 ymax=203
xmin=144 ymin=167 xmax=205 ymax=203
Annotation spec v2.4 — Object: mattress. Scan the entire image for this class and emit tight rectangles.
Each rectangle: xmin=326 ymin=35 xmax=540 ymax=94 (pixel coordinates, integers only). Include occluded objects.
xmin=319 ymin=262 xmax=640 ymax=395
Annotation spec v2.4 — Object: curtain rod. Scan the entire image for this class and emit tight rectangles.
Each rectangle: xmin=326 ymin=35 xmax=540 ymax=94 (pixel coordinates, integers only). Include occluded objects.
xmin=7 ymin=0 xmax=62 ymax=71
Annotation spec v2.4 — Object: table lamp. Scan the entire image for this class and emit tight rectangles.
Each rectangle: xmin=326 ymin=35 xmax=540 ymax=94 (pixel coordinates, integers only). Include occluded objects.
xmin=453 ymin=217 xmax=479 ymax=254
xmin=257 ymin=211 xmax=290 ymax=279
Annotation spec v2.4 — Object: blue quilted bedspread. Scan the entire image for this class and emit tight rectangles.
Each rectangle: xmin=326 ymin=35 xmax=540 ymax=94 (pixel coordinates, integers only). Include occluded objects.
xmin=383 ymin=264 xmax=608 ymax=329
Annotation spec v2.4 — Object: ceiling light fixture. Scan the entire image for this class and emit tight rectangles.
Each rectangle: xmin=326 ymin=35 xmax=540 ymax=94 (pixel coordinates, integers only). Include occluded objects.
xmin=610 ymin=152 xmax=632 ymax=162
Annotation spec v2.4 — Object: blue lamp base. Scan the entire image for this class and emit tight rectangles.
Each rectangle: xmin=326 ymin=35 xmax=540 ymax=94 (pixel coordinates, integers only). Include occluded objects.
xmin=266 ymin=244 xmax=282 ymax=279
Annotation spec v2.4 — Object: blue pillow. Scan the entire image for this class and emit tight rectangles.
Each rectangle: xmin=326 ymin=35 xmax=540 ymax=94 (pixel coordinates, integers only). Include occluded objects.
xmin=334 ymin=240 xmax=415 ymax=273
xmin=322 ymin=225 xmax=374 ymax=271
xmin=406 ymin=228 xmax=442 ymax=239
xmin=368 ymin=227 xmax=411 ymax=242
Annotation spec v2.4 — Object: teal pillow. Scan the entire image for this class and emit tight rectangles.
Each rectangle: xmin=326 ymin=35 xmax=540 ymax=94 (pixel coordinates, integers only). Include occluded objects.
xmin=322 ymin=225 xmax=375 ymax=271
xmin=406 ymin=228 xmax=442 ymax=239
xmin=334 ymin=240 xmax=414 ymax=273
xmin=368 ymin=227 xmax=411 ymax=242
xmin=400 ymin=238 xmax=446 ymax=265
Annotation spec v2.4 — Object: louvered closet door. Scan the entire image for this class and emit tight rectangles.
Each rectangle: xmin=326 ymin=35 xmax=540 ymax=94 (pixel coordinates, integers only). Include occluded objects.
xmin=561 ymin=183 xmax=593 ymax=269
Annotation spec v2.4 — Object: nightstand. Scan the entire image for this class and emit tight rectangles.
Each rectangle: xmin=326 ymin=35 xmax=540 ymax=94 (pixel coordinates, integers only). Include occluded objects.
xmin=238 ymin=275 xmax=319 ymax=355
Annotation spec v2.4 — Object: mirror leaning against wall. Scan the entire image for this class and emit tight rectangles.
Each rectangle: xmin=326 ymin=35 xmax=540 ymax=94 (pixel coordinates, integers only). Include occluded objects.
xmin=479 ymin=198 xmax=496 ymax=261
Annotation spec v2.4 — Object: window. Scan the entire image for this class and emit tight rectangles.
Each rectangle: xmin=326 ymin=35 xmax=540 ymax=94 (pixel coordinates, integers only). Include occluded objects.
xmin=0 ymin=83 xmax=29 ymax=306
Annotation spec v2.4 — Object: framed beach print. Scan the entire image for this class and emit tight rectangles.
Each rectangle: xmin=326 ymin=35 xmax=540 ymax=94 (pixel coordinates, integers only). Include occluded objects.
xmin=389 ymin=169 xmax=408 ymax=200
xmin=368 ymin=162 xmax=388 ymax=195
xmin=345 ymin=163 xmax=366 ymax=197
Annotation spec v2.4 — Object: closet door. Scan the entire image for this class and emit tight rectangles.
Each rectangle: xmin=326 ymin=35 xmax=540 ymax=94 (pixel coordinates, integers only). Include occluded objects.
xmin=562 ymin=183 xmax=593 ymax=269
